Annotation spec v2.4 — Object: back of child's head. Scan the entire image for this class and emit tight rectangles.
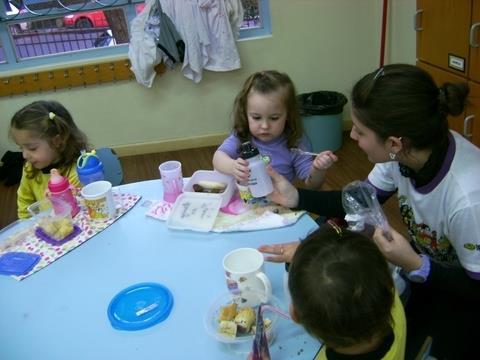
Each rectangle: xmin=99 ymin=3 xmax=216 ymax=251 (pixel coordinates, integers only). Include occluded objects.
xmin=232 ymin=70 xmax=302 ymax=147
xmin=10 ymin=100 xmax=89 ymax=172
xmin=288 ymin=223 xmax=394 ymax=349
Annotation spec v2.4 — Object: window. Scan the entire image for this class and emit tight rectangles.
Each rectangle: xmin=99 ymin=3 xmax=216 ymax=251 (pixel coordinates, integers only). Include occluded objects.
xmin=0 ymin=0 xmax=270 ymax=73
xmin=0 ymin=0 xmax=143 ymax=71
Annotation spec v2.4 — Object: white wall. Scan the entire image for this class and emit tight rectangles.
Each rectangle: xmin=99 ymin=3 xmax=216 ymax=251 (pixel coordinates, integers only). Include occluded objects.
xmin=0 ymin=0 xmax=416 ymax=156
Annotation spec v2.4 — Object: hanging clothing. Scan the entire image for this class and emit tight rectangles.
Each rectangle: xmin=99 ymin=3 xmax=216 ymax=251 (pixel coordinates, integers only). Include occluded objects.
xmin=163 ymin=0 xmax=210 ymax=83
xmin=224 ymin=0 xmax=244 ymax=40
xmin=145 ymin=0 xmax=185 ymax=65
xmin=199 ymin=0 xmax=242 ymax=72
xmin=164 ymin=0 xmax=242 ymax=83
xmin=128 ymin=0 xmax=162 ymax=87
xmin=129 ymin=0 xmax=243 ymax=85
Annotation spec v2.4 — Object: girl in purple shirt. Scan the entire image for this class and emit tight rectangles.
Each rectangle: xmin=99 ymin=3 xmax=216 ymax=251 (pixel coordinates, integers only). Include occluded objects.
xmin=213 ymin=70 xmax=337 ymax=189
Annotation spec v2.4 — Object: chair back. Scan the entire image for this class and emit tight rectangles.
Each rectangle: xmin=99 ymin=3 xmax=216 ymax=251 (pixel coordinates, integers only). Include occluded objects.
xmin=95 ymin=148 xmax=123 ymax=186
xmin=414 ymin=336 xmax=433 ymax=360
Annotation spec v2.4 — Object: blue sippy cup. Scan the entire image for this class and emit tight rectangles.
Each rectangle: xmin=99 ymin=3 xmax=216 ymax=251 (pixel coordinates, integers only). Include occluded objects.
xmin=77 ymin=150 xmax=104 ymax=186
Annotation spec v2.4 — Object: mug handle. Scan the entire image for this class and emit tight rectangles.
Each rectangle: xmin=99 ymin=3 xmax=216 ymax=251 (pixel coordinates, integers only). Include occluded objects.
xmin=255 ymin=272 xmax=272 ymax=302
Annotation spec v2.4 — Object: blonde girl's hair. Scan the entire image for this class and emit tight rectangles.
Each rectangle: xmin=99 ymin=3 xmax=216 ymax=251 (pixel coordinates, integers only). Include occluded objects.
xmin=232 ymin=70 xmax=303 ymax=148
xmin=10 ymin=100 xmax=89 ymax=179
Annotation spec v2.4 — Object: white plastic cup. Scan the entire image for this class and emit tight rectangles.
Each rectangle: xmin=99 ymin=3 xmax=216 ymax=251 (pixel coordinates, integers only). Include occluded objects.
xmin=80 ymin=180 xmax=116 ymax=220
xmin=159 ymin=161 xmax=183 ymax=203
xmin=223 ymin=247 xmax=272 ymax=307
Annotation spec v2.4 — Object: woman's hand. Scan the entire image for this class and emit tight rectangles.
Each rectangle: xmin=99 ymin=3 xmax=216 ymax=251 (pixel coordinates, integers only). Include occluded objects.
xmin=373 ymin=226 xmax=422 ymax=272
xmin=312 ymin=150 xmax=338 ymax=171
xmin=232 ymin=158 xmax=250 ymax=183
xmin=258 ymin=241 xmax=300 ymax=263
xmin=266 ymin=166 xmax=299 ymax=208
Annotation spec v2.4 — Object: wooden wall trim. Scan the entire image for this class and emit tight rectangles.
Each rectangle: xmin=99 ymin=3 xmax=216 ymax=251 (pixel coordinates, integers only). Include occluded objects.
xmin=0 ymin=59 xmax=165 ymax=97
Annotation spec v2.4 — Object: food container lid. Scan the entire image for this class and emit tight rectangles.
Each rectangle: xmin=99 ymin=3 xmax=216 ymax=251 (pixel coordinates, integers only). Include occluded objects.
xmin=0 ymin=252 xmax=41 ymax=276
xmin=167 ymin=192 xmax=222 ymax=232
xmin=107 ymin=282 xmax=174 ymax=331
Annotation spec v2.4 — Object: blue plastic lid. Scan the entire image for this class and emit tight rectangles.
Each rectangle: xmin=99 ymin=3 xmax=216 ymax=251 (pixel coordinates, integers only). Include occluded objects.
xmin=107 ymin=282 xmax=174 ymax=331
xmin=0 ymin=252 xmax=41 ymax=276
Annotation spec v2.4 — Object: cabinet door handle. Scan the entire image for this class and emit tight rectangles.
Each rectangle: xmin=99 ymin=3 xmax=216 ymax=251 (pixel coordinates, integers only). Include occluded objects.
xmin=414 ymin=9 xmax=423 ymax=31
xmin=463 ymin=115 xmax=474 ymax=139
xmin=470 ymin=22 xmax=480 ymax=48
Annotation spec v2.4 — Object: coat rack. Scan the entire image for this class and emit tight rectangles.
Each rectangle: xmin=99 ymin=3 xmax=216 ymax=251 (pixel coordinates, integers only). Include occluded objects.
xmin=0 ymin=59 xmax=166 ymax=97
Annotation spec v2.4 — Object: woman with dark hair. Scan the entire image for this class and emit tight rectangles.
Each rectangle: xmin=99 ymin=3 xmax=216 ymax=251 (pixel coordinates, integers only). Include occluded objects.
xmin=259 ymin=64 xmax=480 ymax=359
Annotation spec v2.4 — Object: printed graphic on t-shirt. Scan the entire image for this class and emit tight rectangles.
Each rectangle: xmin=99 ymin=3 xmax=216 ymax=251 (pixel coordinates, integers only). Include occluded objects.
xmin=398 ymin=195 xmax=458 ymax=265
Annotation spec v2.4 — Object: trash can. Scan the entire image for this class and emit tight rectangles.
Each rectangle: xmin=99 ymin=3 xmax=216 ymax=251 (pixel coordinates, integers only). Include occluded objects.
xmin=298 ymin=91 xmax=348 ymax=153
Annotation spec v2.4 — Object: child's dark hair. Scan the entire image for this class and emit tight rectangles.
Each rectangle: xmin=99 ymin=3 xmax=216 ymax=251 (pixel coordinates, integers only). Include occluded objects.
xmin=288 ymin=224 xmax=394 ymax=349
xmin=351 ymin=64 xmax=469 ymax=152
xmin=10 ymin=100 xmax=89 ymax=178
xmin=232 ymin=70 xmax=303 ymax=148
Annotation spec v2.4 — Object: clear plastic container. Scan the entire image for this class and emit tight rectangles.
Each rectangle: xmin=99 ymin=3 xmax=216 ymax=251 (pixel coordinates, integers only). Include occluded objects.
xmin=27 ymin=198 xmax=74 ymax=241
xmin=183 ymin=170 xmax=235 ymax=208
xmin=204 ymin=291 xmax=284 ymax=355
xmin=0 ymin=218 xmax=35 ymax=252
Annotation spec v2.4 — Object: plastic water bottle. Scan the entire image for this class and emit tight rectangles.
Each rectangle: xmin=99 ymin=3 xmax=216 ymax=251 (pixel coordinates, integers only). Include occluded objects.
xmin=240 ymin=142 xmax=273 ymax=198
xmin=76 ymin=150 xmax=104 ymax=186
xmin=48 ymin=169 xmax=80 ymax=217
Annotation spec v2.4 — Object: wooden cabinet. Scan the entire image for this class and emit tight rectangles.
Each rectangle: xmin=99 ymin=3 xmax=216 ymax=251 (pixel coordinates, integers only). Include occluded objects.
xmin=469 ymin=0 xmax=480 ymax=82
xmin=416 ymin=0 xmax=480 ymax=146
xmin=416 ymin=62 xmax=466 ymax=135
xmin=416 ymin=0 xmax=471 ymax=76
xmin=466 ymin=81 xmax=480 ymax=145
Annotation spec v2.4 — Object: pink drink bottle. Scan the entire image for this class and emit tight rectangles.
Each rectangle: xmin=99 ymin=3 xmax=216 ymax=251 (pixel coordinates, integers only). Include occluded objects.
xmin=48 ymin=169 xmax=80 ymax=217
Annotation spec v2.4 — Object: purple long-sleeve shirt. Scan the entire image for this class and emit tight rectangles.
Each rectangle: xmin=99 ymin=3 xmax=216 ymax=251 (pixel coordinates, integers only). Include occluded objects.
xmin=217 ymin=133 xmax=312 ymax=182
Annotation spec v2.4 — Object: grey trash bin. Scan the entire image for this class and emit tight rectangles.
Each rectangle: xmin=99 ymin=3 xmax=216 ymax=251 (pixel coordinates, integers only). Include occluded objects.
xmin=298 ymin=91 xmax=348 ymax=153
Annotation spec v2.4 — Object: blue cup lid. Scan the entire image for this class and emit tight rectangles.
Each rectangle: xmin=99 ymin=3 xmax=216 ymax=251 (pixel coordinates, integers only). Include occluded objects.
xmin=107 ymin=282 xmax=174 ymax=331
xmin=77 ymin=150 xmax=103 ymax=175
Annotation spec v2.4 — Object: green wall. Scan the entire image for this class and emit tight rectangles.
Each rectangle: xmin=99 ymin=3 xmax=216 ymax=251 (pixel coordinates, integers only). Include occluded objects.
xmin=0 ymin=0 xmax=416 ymax=156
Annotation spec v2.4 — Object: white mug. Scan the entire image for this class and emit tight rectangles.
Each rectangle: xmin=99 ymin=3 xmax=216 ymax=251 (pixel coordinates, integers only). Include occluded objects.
xmin=222 ymin=247 xmax=272 ymax=307
xmin=80 ymin=180 xmax=116 ymax=220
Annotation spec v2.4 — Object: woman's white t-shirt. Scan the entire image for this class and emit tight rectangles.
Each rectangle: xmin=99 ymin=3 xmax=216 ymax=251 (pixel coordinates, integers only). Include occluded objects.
xmin=368 ymin=131 xmax=480 ymax=273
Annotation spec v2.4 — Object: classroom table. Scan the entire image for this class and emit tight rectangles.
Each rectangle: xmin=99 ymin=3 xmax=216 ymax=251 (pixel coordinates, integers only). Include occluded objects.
xmin=0 ymin=179 xmax=321 ymax=360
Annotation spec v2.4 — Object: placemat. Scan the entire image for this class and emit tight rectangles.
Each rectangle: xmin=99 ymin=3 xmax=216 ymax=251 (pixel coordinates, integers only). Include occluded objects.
xmin=1 ymin=192 xmax=141 ymax=281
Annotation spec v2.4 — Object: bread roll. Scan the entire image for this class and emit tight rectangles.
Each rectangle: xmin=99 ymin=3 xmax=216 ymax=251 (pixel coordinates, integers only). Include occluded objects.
xmin=192 ymin=181 xmax=226 ymax=193
xmin=219 ymin=303 xmax=238 ymax=321
xmin=234 ymin=307 xmax=256 ymax=333
xmin=218 ymin=320 xmax=237 ymax=338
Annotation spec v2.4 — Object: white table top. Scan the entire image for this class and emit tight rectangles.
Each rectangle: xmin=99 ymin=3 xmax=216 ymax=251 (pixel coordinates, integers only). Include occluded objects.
xmin=0 ymin=179 xmax=321 ymax=360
